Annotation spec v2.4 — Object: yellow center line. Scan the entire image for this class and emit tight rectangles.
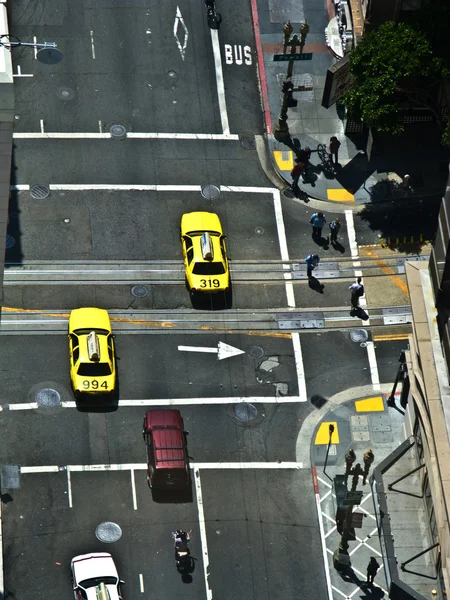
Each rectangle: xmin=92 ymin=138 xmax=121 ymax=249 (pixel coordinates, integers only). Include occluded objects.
xmin=373 ymin=333 xmax=409 ymax=342
xmin=365 ymin=249 xmax=409 ymax=297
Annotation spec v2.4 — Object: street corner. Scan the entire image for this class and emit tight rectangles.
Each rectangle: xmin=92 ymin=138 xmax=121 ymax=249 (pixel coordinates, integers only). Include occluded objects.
xmin=310 ymin=393 xmax=397 ymax=470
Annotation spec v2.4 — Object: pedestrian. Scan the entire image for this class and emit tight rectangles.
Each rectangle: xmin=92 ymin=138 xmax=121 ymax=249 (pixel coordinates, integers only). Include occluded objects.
xmin=344 ymin=448 xmax=356 ymax=483
xmin=297 ymin=146 xmax=311 ymax=166
xmin=305 ymin=253 xmax=320 ymax=279
xmin=349 ymin=277 xmax=364 ymax=309
xmin=363 ymin=449 xmax=375 ymax=484
xmin=328 ymin=136 xmax=341 ymax=164
xmin=310 ymin=212 xmax=326 ymax=239
xmin=291 ymin=161 xmax=306 ymax=192
xmin=366 ymin=557 xmax=380 ymax=585
xmin=329 ymin=217 xmax=341 ymax=244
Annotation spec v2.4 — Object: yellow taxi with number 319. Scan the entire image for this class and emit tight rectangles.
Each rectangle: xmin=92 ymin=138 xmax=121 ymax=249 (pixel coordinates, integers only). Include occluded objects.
xmin=181 ymin=211 xmax=230 ymax=294
xmin=68 ymin=308 xmax=116 ymax=396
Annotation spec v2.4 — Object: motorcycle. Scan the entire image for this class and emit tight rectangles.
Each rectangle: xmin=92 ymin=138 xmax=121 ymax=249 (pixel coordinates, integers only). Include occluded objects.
xmin=172 ymin=529 xmax=192 ymax=572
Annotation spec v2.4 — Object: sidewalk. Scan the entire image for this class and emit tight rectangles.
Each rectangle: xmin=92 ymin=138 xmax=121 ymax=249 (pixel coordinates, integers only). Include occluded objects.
xmin=307 ymin=391 xmax=440 ymax=599
xmin=251 ymin=0 xmax=450 ymax=204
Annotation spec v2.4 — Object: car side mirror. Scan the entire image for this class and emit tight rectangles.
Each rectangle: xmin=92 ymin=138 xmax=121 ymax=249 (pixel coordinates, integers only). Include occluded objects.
xmin=119 ymin=580 xmax=125 ymax=585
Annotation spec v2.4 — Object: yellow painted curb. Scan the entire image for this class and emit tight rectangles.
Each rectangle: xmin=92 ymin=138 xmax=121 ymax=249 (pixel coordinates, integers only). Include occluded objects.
xmin=355 ymin=396 xmax=384 ymax=412
xmin=326 ymin=189 xmax=355 ymax=202
xmin=315 ymin=421 xmax=339 ymax=445
xmin=273 ymin=150 xmax=294 ymax=171
xmin=373 ymin=333 xmax=409 ymax=342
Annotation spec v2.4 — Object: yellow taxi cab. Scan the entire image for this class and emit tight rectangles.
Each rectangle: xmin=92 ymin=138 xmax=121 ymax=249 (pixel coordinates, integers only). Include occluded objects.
xmin=68 ymin=308 xmax=116 ymax=396
xmin=180 ymin=211 xmax=230 ymax=294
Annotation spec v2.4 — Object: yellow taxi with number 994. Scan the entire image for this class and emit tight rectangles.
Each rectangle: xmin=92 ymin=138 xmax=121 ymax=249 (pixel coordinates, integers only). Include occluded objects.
xmin=181 ymin=211 xmax=230 ymax=295
xmin=68 ymin=308 xmax=116 ymax=396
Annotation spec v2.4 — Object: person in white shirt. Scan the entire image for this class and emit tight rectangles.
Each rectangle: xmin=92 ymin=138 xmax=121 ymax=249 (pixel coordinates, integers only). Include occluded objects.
xmin=349 ymin=277 xmax=364 ymax=309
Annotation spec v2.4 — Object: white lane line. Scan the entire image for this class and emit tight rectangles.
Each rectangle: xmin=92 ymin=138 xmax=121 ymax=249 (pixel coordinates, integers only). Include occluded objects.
xmin=67 ymin=469 xmax=73 ymax=508
xmin=194 ymin=467 xmax=213 ymax=600
xmin=12 ymin=132 xmax=239 ymax=140
xmin=273 ymin=189 xmax=295 ymax=308
xmin=33 ymin=36 xmax=37 ymax=60
xmin=90 ymin=30 xmax=96 ymax=59
xmin=130 ymin=469 xmax=138 ymax=510
xmin=10 ymin=184 xmax=275 ymax=193
xmin=315 ymin=492 xmax=332 ymax=599
xmin=98 ymin=120 xmax=102 ymax=133
xmin=13 ymin=66 xmax=33 ymax=78
xmin=345 ymin=210 xmax=380 ymax=391
xmin=19 ymin=462 xmax=303 ymax=474
xmin=291 ymin=333 xmax=307 ymax=402
xmin=139 ymin=574 xmax=144 ymax=593
xmin=40 ymin=120 xmax=44 ymax=133
xmin=1 ymin=397 xmax=305 ymax=411
xmin=210 ymin=28 xmax=229 ymax=135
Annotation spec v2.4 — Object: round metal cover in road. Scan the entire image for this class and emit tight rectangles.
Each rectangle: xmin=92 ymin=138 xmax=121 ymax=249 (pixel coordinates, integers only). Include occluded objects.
xmin=201 ymin=184 xmax=220 ymax=200
xmin=350 ymin=329 xmax=368 ymax=343
xmin=95 ymin=522 xmax=122 ymax=543
xmin=36 ymin=388 xmax=61 ymax=407
xmin=30 ymin=184 xmax=50 ymax=200
xmin=234 ymin=402 xmax=258 ymax=422
xmin=131 ymin=285 xmax=149 ymax=298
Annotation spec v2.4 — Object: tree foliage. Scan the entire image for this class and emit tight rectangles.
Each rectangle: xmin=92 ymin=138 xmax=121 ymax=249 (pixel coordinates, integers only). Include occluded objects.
xmin=343 ymin=21 xmax=450 ymax=145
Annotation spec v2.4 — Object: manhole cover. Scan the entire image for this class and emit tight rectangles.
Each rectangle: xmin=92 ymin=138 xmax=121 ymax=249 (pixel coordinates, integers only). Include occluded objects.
xmin=131 ymin=285 xmax=149 ymax=298
xmin=234 ymin=402 xmax=257 ymax=422
xmin=240 ymin=137 xmax=256 ymax=150
xmin=255 ymin=227 xmax=264 ymax=235
xmin=350 ymin=329 xmax=368 ymax=343
xmin=36 ymin=388 xmax=61 ymax=407
xmin=95 ymin=521 xmax=122 ymax=543
xmin=5 ymin=235 xmax=15 ymax=249
xmin=247 ymin=345 xmax=264 ymax=359
xmin=110 ymin=124 xmax=127 ymax=138
xmin=56 ymin=87 xmax=75 ymax=101
xmin=201 ymin=184 xmax=220 ymax=200
xmin=30 ymin=184 xmax=50 ymax=200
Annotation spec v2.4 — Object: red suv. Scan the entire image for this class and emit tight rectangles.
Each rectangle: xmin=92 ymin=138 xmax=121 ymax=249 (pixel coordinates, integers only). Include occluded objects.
xmin=143 ymin=409 xmax=190 ymax=489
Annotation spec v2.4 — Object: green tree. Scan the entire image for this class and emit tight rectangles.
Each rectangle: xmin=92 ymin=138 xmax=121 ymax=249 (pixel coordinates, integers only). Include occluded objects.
xmin=343 ymin=21 xmax=450 ymax=145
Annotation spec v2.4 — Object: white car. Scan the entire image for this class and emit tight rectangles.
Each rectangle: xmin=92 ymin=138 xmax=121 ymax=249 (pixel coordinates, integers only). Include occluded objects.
xmin=71 ymin=552 xmax=124 ymax=600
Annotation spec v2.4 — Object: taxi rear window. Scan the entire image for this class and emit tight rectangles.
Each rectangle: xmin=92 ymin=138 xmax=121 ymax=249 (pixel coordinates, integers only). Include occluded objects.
xmin=193 ymin=262 xmax=225 ymax=275
xmin=77 ymin=362 xmax=112 ymax=376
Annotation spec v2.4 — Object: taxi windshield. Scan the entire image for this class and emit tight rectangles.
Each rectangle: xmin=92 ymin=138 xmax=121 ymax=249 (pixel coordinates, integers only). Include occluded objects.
xmin=77 ymin=362 xmax=112 ymax=376
xmin=192 ymin=262 xmax=225 ymax=275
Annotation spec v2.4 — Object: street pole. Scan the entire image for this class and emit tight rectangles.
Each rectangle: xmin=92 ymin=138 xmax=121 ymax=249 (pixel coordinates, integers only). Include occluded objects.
xmin=323 ymin=424 xmax=335 ymax=481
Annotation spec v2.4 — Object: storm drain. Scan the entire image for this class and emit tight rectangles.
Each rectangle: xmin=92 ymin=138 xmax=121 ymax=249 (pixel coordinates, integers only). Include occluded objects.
xmin=30 ymin=184 xmax=50 ymax=200
xmin=234 ymin=402 xmax=257 ymax=422
xmin=110 ymin=124 xmax=127 ymax=138
xmin=201 ymin=184 xmax=220 ymax=200
xmin=131 ymin=285 xmax=149 ymax=298
xmin=247 ymin=345 xmax=264 ymax=359
xmin=240 ymin=137 xmax=256 ymax=150
xmin=350 ymin=329 xmax=368 ymax=343
xmin=95 ymin=522 xmax=123 ymax=544
xmin=36 ymin=388 xmax=61 ymax=407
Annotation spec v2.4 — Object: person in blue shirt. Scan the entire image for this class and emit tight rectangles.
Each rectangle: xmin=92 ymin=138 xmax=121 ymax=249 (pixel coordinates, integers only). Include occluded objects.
xmin=305 ymin=253 xmax=320 ymax=279
xmin=310 ymin=212 xmax=326 ymax=239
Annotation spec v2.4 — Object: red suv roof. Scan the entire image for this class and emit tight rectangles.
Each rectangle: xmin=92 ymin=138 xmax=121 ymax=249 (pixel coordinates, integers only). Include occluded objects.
xmin=144 ymin=409 xmax=186 ymax=470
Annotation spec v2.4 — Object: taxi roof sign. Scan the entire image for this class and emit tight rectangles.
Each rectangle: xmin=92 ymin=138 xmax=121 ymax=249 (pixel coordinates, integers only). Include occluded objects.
xmin=87 ymin=331 xmax=100 ymax=362
xmin=200 ymin=232 xmax=214 ymax=261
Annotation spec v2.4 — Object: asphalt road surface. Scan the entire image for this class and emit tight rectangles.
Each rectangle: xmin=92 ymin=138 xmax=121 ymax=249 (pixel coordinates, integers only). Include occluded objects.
xmin=1 ymin=1 xmax=414 ymax=599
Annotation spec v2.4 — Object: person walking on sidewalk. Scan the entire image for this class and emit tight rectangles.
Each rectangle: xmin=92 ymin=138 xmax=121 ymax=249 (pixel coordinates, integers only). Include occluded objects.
xmin=329 ymin=217 xmax=341 ymax=244
xmin=366 ymin=557 xmax=380 ymax=585
xmin=305 ymin=253 xmax=320 ymax=279
xmin=310 ymin=212 xmax=326 ymax=239
xmin=363 ymin=448 xmax=375 ymax=485
xmin=290 ymin=161 xmax=306 ymax=192
xmin=328 ymin=136 xmax=341 ymax=164
xmin=349 ymin=277 xmax=364 ymax=309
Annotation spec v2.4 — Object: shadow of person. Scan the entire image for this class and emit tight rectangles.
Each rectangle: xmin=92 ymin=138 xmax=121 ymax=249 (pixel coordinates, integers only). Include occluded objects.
xmin=316 ymin=235 xmax=329 ymax=249
xmin=331 ymin=240 xmax=346 ymax=253
xmin=309 ymin=276 xmax=325 ymax=294
xmin=339 ymin=569 xmax=385 ymax=598
xmin=350 ymin=306 xmax=369 ymax=321
xmin=179 ymin=555 xmax=196 ymax=583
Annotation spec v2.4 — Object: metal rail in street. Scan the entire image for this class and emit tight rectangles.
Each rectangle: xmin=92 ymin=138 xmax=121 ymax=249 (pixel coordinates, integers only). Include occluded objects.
xmin=3 ymin=255 xmax=429 ymax=285
xmin=0 ymin=306 xmax=413 ymax=335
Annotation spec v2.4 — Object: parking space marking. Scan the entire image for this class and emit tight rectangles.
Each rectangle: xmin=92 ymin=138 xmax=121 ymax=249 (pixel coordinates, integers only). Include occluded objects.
xmin=130 ymin=469 xmax=138 ymax=510
xmin=67 ymin=468 xmax=73 ymax=508
xmin=194 ymin=467 xmax=213 ymax=600
xmin=139 ymin=573 xmax=144 ymax=593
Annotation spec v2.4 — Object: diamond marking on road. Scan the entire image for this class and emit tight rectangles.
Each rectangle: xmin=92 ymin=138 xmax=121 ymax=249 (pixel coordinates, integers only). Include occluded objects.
xmin=173 ymin=6 xmax=189 ymax=61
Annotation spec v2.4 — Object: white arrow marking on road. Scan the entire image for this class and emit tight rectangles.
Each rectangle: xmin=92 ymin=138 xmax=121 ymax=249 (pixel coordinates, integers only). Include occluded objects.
xmin=178 ymin=341 xmax=245 ymax=361
xmin=173 ymin=6 xmax=189 ymax=61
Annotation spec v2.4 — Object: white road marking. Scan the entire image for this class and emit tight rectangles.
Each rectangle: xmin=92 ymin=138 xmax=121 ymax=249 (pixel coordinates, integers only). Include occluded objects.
xmin=98 ymin=120 xmax=102 ymax=133
xmin=13 ymin=66 xmax=33 ymax=78
xmin=90 ymin=31 xmax=96 ymax=59
xmin=210 ymin=28 xmax=229 ymax=135
xmin=33 ymin=36 xmax=37 ymax=60
xmin=192 ymin=462 xmax=303 ymax=469
xmin=173 ymin=6 xmax=189 ymax=61
xmin=315 ymin=493 xmax=333 ymax=600
xmin=139 ymin=573 xmax=144 ymax=593
xmin=272 ymin=189 xmax=295 ymax=308
xmin=291 ymin=333 xmax=307 ymax=402
xmin=67 ymin=468 xmax=73 ymax=508
xmin=130 ymin=469 xmax=138 ymax=510
xmin=345 ymin=210 xmax=380 ymax=391
xmin=13 ymin=132 xmax=239 ymax=140
xmin=178 ymin=342 xmax=245 ymax=360
xmin=40 ymin=119 xmax=44 ymax=133
xmin=194 ymin=467 xmax=213 ymax=600
xmin=0 ymin=486 xmax=3 ymax=597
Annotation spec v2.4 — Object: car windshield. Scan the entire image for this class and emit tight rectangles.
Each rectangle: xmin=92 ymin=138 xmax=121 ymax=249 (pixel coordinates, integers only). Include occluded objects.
xmin=187 ymin=230 xmax=220 ymax=237
xmin=192 ymin=262 xmax=225 ymax=275
xmin=77 ymin=362 xmax=112 ymax=376
xmin=79 ymin=576 xmax=118 ymax=589
xmin=73 ymin=328 xmax=110 ymax=336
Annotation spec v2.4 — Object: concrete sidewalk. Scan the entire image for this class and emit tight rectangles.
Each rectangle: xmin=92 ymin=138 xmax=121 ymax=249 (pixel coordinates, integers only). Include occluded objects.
xmin=251 ymin=0 xmax=449 ymax=204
